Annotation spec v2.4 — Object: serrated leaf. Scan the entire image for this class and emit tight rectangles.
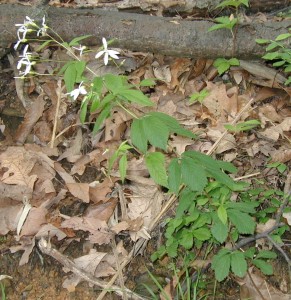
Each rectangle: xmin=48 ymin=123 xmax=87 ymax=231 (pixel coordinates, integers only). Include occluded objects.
xmin=179 ymin=230 xmax=194 ymax=249
xmin=255 ymin=250 xmax=277 ymax=259
xmin=104 ymin=74 xmax=124 ymax=94
xmin=228 ymin=209 xmax=255 ymax=234
xmin=142 ymin=116 xmax=169 ymax=150
xmin=217 ymin=205 xmax=228 ymax=224
xmin=253 ymin=259 xmax=273 ymax=275
xmin=211 ymin=218 xmax=228 ymax=243
xmin=119 ymin=89 xmax=153 ymax=106
xmin=212 ymin=249 xmax=231 ymax=282
xmin=148 ymin=112 xmax=196 ymax=138
xmin=192 ymin=227 xmax=211 ymax=241
xmin=167 ymin=239 xmax=179 ymax=258
xmin=181 ymin=157 xmax=208 ymax=191
xmin=145 ymin=152 xmax=168 ymax=187
xmin=119 ymin=154 xmax=127 ymax=183
xmin=130 ymin=118 xmax=147 ymax=153
xmin=168 ymin=158 xmax=181 ymax=194
xmin=231 ymin=251 xmax=247 ymax=278
xmin=176 ymin=189 xmax=196 ymax=218
xmin=226 ymin=202 xmax=258 ymax=213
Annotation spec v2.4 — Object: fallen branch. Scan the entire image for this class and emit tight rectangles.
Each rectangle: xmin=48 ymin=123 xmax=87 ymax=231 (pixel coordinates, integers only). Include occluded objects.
xmin=38 ymin=238 xmax=146 ymax=300
xmin=0 ymin=4 xmax=290 ymax=59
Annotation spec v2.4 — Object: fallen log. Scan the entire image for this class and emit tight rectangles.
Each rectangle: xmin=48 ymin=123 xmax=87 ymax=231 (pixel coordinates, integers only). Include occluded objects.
xmin=0 ymin=4 xmax=289 ymax=59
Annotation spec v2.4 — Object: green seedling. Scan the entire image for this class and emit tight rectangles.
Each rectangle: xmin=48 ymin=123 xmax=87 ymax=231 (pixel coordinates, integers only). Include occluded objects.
xmin=224 ymin=119 xmax=260 ymax=132
xmin=189 ymin=89 xmax=209 ymax=104
xmin=213 ymin=58 xmax=240 ymax=75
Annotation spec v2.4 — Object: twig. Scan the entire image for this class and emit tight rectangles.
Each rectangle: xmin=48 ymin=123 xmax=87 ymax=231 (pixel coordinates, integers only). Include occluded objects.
xmin=38 ymin=238 xmax=145 ymax=300
xmin=50 ymin=79 xmax=63 ymax=148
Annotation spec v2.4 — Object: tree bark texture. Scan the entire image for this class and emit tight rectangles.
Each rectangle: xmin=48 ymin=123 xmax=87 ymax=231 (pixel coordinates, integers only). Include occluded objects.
xmin=0 ymin=4 xmax=290 ymax=59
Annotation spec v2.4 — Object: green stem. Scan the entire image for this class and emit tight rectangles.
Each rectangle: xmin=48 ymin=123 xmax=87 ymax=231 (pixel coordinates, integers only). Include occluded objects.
xmin=116 ymin=101 xmax=138 ymax=119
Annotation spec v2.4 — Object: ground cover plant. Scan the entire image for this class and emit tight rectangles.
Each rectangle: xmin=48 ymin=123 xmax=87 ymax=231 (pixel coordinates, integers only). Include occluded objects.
xmin=0 ymin=0 xmax=290 ymax=299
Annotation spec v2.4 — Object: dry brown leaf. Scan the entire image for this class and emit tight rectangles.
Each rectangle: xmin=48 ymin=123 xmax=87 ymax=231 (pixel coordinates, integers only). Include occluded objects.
xmin=67 ymin=183 xmax=90 ymax=203
xmin=85 ymin=198 xmax=118 ymax=222
xmin=261 ymin=117 xmax=291 ymax=141
xmin=10 ymin=236 xmax=35 ymax=266
xmin=282 ymin=212 xmax=291 ymax=225
xmin=207 ymin=130 xmax=236 ymax=153
xmin=169 ymin=135 xmax=194 ymax=155
xmin=35 ymin=223 xmax=67 ymax=241
xmin=169 ymin=58 xmax=192 ymax=90
xmin=19 ymin=206 xmax=47 ymax=237
xmin=61 ymin=216 xmax=111 ymax=245
xmin=0 ymin=147 xmax=38 ymax=189
xmin=54 ymin=162 xmax=75 ymax=184
xmin=71 ymin=149 xmax=101 ymax=175
xmin=238 ymin=267 xmax=290 ymax=300
xmin=0 ymin=182 xmax=32 ymax=202
xmin=271 ymin=149 xmax=291 ymax=163
xmin=0 ymin=203 xmax=23 ymax=235
xmin=14 ymin=94 xmax=45 ymax=144
xmin=89 ymin=178 xmax=116 ymax=203
xmin=57 ymin=128 xmax=83 ymax=162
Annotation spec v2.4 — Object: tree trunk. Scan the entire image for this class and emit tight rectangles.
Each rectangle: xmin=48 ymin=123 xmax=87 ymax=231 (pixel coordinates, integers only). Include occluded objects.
xmin=0 ymin=4 xmax=289 ymax=59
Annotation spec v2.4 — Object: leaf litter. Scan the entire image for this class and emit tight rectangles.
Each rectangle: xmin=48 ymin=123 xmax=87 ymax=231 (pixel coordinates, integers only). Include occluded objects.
xmin=0 ymin=19 xmax=291 ymax=300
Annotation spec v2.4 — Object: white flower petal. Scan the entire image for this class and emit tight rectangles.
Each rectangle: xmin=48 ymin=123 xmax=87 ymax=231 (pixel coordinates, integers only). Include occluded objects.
xmin=95 ymin=50 xmax=105 ymax=59
xmin=104 ymin=52 xmax=109 ymax=65
xmin=102 ymin=37 xmax=107 ymax=50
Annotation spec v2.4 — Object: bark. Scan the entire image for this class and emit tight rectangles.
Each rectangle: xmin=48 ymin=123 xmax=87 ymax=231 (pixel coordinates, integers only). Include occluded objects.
xmin=0 ymin=4 xmax=290 ymax=59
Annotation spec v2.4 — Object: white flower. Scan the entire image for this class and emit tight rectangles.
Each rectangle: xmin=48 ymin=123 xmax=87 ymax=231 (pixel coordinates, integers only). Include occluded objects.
xmin=73 ymin=45 xmax=86 ymax=57
xmin=67 ymin=82 xmax=87 ymax=101
xmin=37 ymin=16 xmax=48 ymax=36
xmin=95 ymin=37 xmax=119 ymax=65
xmin=14 ymin=16 xmax=36 ymax=49
xmin=16 ymin=45 xmax=34 ymax=76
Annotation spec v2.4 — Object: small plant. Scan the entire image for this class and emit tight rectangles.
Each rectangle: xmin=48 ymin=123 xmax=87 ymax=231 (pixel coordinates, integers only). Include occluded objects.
xmin=256 ymin=30 xmax=291 ymax=85
xmin=266 ymin=162 xmax=287 ymax=174
xmin=189 ymin=89 xmax=209 ymax=104
xmin=213 ymin=57 xmax=240 ymax=75
xmin=208 ymin=0 xmax=249 ymax=37
xmin=224 ymin=119 xmax=260 ymax=132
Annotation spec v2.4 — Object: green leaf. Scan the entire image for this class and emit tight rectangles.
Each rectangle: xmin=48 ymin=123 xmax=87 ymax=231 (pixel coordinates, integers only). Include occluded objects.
xmin=92 ymin=103 xmax=112 ymax=134
xmin=275 ymin=33 xmax=291 ymax=41
xmin=253 ymin=259 xmax=273 ymax=275
xmin=69 ymin=35 xmax=91 ymax=46
xmin=142 ymin=116 xmax=169 ymax=150
xmin=181 ymin=157 xmax=208 ymax=191
xmin=228 ymin=209 xmax=255 ymax=234
xmin=74 ymin=61 xmax=86 ymax=82
xmin=168 ymin=158 xmax=181 ymax=194
xmin=255 ymin=250 xmax=277 ymax=259
xmin=217 ymin=205 xmax=228 ymax=224
xmin=104 ymin=74 xmax=124 ymax=94
xmin=228 ymin=58 xmax=240 ymax=66
xmin=179 ymin=230 xmax=194 ymax=249
xmin=231 ymin=251 xmax=247 ymax=278
xmin=92 ymin=77 xmax=103 ymax=94
xmin=192 ymin=227 xmax=211 ymax=241
xmin=119 ymin=154 xmax=127 ymax=183
xmin=266 ymin=42 xmax=279 ymax=52
xmin=176 ymin=188 xmax=196 ymax=218
xmin=130 ymin=118 xmax=147 ymax=153
xmin=36 ymin=39 xmax=52 ymax=51
xmin=118 ymin=89 xmax=154 ymax=106
xmin=148 ymin=112 xmax=196 ymax=138
xmin=226 ymin=202 xmax=258 ymax=213
xmin=80 ymin=97 xmax=89 ymax=123
xmin=211 ymin=218 xmax=228 ymax=243
xmin=166 ymin=239 xmax=179 ymax=258
xmin=64 ymin=63 xmax=77 ymax=92
xmin=262 ymin=52 xmax=279 ymax=60
xmin=212 ymin=249 xmax=231 ymax=282
xmin=90 ymin=95 xmax=101 ymax=113
xmin=256 ymin=39 xmax=270 ymax=44
xmin=145 ymin=152 xmax=168 ymax=187
xmin=139 ymin=78 xmax=157 ymax=87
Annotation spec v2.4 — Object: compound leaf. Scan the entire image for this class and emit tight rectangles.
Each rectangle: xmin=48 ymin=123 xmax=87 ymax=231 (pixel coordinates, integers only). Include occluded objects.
xmin=145 ymin=152 xmax=168 ymax=187
xmin=131 ymin=118 xmax=147 ymax=153
xmin=228 ymin=209 xmax=255 ymax=234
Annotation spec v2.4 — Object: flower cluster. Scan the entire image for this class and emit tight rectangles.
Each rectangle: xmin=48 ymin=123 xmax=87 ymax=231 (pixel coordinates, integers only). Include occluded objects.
xmin=17 ymin=44 xmax=35 ymax=77
xmin=14 ymin=16 xmax=47 ymax=50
